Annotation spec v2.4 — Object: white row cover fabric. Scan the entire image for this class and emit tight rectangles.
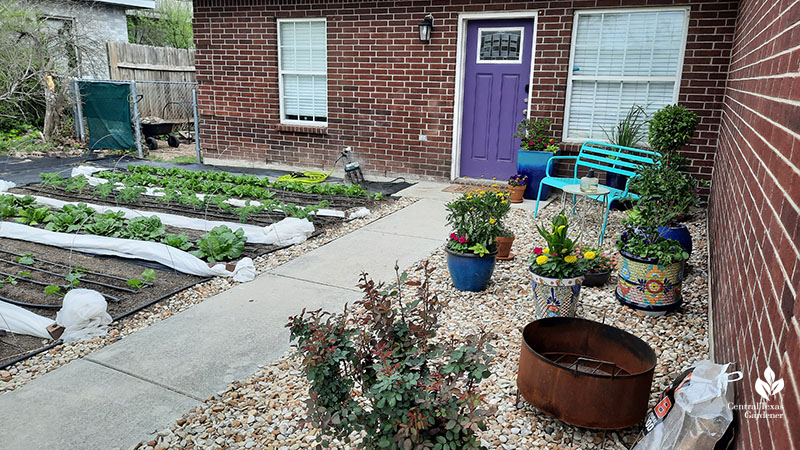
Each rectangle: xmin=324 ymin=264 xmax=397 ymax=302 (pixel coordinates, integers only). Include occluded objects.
xmin=55 ymin=289 xmax=112 ymax=342
xmin=0 ymin=300 xmax=53 ymax=340
xmin=6 ymin=192 xmax=315 ymax=247
xmin=0 ymin=180 xmax=16 ymax=192
xmin=0 ymin=221 xmax=256 ymax=281
xmin=72 ymin=169 xmax=355 ymax=220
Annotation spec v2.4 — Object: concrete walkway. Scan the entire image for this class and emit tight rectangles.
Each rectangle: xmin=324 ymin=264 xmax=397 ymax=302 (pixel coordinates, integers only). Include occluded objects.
xmin=0 ymin=182 xmax=546 ymax=450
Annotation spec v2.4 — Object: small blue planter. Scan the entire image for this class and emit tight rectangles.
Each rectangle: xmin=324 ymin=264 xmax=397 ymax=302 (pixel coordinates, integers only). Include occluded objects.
xmin=658 ymin=224 xmax=692 ymax=256
xmin=445 ymin=247 xmax=497 ymax=292
xmin=517 ymin=149 xmax=556 ymax=200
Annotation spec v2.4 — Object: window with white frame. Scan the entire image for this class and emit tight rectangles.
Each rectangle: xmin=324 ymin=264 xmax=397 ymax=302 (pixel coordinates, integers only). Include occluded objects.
xmin=564 ymin=8 xmax=689 ymax=141
xmin=278 ymin=19 xmax=327 ymax=124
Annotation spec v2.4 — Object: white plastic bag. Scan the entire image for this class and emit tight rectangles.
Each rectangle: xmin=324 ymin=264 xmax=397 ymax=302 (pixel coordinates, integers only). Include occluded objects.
xmin=633 ymin=360 xmax=742 ymax=450
xmin=55 ymin=289 xmax=113 ymax=342
xmin=265 ymin=217 xmax=315 ymax=245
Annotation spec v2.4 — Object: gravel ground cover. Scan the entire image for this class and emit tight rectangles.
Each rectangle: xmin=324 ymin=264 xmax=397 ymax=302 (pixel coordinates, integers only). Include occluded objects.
xmin=134 ymin=201 xmax=710 ymax=450
xmin=0 ymin=196 xmax=415 ymax=393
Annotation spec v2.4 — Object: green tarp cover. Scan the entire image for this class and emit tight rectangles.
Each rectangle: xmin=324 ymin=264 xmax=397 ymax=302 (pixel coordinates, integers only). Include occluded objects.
xmin=79 ymin=82 xmax=136 ymax=150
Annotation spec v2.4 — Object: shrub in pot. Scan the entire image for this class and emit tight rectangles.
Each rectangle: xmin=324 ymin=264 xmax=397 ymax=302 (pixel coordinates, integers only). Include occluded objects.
xmin=513 ymin=118 xmax=559 ymax=200
xmin=445 ymin=189 xmax=510 ymax=291
xmin=507 ymin=173 xmax=528 ymax=203
xmin=529 ymin=212 xmax=593 ymax=319
xmin=287 ymin=263 xmax=494 ymax=449
xmin=647 ymin=104 xmax=699 ymax=158
xmin=615 ymin=185 xmax=691 ymax=315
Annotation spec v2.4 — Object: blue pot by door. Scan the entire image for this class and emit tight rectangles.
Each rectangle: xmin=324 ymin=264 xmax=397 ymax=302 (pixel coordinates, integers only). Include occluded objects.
xmin=517 ymin=150 xmax=555 ymax=200
xmin=459 ymin=19 xmax=535 ymax=180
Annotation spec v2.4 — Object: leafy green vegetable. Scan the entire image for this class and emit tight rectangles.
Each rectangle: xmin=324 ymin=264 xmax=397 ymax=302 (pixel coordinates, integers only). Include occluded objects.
xmin=117 ymin=186 xmax=146 ymax=203
xmin=44 ymin=285 xmax=62 ymax=296
xmin=126 ymin=278 xmax=144 ymax=289
xmin=127 ymin=269 xmax=157 ymax=290
xmin=84 ymin=211 xmax=126 ymax=237
xmin=15 ymin=206 xmax=51 ymax=226
xmin=15 ymin=254 xmax=34 ymax=265
xmin=93 ymin=182 xmax=115 ymax=199
xmin=45 ymin=203 xmax=95 ymax=232
xmin=190 ymin=225 xmax=247 ymax=263
xmin=119 ymin=216 xmax=165 ymax=241
xmin=65 ymin=267 xmax=86 ymax=287
xmin=162 ymin=233 xmax=192 ymax=251
xmin=64 ymin=176 xmax=90 ymax=193
xmin=17 ymin=270 xmax=32 ymax=277
xmin=0 ymin=275 xmax=17 ymax=288
xmin=141 ymin=268 xmax=156 ymax=283
xmin=40 ymin=172 xmax=66 ymax=187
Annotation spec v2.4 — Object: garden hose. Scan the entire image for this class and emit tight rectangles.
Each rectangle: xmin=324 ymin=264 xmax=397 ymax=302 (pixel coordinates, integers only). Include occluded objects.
xmin=276 ymin=153 xmax=346 ymax=184
xmin=276 ymin=168 xmax=334 ymax=184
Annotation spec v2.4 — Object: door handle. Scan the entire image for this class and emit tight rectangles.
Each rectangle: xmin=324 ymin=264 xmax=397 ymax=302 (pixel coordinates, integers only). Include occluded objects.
xmin=524 ymin=84 xmax=530 ymax=93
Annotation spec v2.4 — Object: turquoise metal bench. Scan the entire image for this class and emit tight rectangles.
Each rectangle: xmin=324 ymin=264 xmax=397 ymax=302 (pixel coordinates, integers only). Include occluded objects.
xmin=533 ymin=140 xmax=661 ymax=244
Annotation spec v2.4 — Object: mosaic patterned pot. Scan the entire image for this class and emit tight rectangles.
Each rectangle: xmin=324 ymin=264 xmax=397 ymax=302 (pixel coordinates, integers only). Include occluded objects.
xmin=615 ymin=250 xmax=684 ymax=312
xmin=529 ymin=267 xmax=584 ymax=319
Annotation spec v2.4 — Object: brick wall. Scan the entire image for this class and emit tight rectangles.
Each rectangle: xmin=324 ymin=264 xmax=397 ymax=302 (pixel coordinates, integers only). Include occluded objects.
xmin=193 ymin=0 xmax=737 ymax=181
xmin=709 ymin=0 xmax=800 ymax=448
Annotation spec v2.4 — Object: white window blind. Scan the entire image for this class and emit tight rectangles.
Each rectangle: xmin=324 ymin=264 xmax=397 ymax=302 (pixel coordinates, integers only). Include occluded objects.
xmin=564 ymin=9 xmax=688 ymax=140
xmin=278 ymin=19 xmax=327 ymax=124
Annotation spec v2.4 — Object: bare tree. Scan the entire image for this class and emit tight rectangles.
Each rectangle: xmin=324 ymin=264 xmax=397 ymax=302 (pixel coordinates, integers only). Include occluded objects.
xmin=0 ymin=0 xmax=102 ymax=141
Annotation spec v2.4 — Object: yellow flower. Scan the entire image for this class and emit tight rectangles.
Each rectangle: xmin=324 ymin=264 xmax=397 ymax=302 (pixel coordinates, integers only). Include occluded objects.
xmin=489 ymin=218 xmax=496 ymax=224
xmin=557 ymin=225 xmax=565 ymax=232
xmin=543 ymin=248 xmax=550 ymax=254
xmin=536 ymin=255 xmax=549 ymax=265
xmin=564 ymin=255 xmax=577 ymax=263
xmin=561 ymin=248 xmax=568 ymax=253
xmin=584 ymin=251 xmax=596 ymax=260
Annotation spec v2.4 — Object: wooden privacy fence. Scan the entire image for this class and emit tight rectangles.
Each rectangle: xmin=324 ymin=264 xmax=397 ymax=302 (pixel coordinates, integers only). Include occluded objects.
xmin=107 ymin=41 xmax=196 ymax=121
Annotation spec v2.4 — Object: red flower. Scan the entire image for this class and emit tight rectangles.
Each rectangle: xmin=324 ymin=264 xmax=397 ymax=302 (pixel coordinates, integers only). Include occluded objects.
xmin=459 ymin=236 xmax=466 ymax=243
xmin=528 ymin=141 xmax=534 ymax=145
xmin=534 ymin=247 xmax=543 ymax=255
xmin=537 ymin=138 xmax=541 ymax=142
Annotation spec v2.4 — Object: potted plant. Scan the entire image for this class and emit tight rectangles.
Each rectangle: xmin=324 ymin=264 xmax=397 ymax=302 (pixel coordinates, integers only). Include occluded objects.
xmin=615 ymin=179 xmax=691 ymax=316
xmin=529 ymin=212 xmax=592 ymax=319
xmin=445 ymin=189 xmax=510 ymax=291
xmin=647 ymin=104 xmax=699 ymax=159
xmin=628 ymin=154 xmax=704 ymax=255
xmin=514 ymin=118 xmax=559 ymax=200
xmin=602 ymin=104 xmax=648 ymax=191
xmin=495 ymin=227 xmax=515 ymax=261
xmin=578 ymin=246 xmax=618 ymax=287
xmin=507 ymin=173 xmax=528 ymax=203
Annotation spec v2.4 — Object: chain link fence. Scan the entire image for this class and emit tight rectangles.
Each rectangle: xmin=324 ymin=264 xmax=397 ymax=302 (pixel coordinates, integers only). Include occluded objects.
xmin=73 ymin=79 xmax=200 ymax=160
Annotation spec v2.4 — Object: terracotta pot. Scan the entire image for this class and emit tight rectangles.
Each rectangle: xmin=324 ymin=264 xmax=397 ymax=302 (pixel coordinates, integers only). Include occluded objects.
xmin=508 ymin=184 xmax=526 ymax=203
xmin=494 ymin=235 xmax=515 ymax=260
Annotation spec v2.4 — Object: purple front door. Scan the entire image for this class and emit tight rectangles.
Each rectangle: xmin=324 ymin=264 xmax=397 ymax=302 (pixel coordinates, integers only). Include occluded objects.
xmin=460 ymin=19 xmax=535 ymax=179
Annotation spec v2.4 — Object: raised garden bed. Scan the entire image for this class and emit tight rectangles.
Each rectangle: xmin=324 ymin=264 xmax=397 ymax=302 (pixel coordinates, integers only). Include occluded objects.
xmin=0 ymin=237 xmax=207 ymax=369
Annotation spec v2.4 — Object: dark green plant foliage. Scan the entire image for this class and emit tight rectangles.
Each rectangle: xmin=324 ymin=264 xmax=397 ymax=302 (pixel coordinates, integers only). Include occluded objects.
xmin=14 ymin=205 xmax=50 ymax=225
xmin=39 ymin=172 xmax=66 ymax=187
xmin=93 ymin=182 xmax=115 ymax=199
xmin=65 ymin=267 xmax=86 ymax=287
xmin=287 ymin=263 xmax=494 ymax=449
xmin=445 ymin=190 xmax=510 ymax=254
xmin=190 ymin=225 xmax=246 ymax=263
xmin=45 ymin=203 xmax=95 ymax=232
xmin=162 ymin=233 xmax=192 ymax=251
xmin=64 ymin=176 xmax=89 ymax=193
xmin=119 ymin=216 xmax=165 ymax=241
xmin=83 ymin=211 xmax=126 ymax=237
xmin=513 ymin=118 xmax=554 ymax=152
xmin=647 ymin=104 xmax=698 ymax=155
xmin=603 ymin=104 xmax=648 ymax=148
xmin=117 ymin=186 xmax=146 ymax=203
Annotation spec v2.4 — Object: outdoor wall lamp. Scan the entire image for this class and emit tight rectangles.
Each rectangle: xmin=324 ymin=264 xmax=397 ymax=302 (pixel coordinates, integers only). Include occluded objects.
xmin=418 ymin=14 xmax=433 ymax=43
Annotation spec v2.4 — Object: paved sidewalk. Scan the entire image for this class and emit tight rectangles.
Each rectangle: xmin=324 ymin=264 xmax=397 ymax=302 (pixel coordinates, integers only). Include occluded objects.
xmin=0 ymin=181 xmax=547 ymax=450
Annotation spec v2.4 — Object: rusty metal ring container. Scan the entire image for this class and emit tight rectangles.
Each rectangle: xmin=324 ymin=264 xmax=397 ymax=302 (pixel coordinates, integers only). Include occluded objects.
xmin=517 ymin=317 xmax=657 ymax=429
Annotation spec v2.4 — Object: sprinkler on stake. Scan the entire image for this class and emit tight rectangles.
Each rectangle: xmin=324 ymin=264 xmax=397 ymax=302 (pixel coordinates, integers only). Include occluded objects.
xmin=342 ymin=147 xmax=365 ymax=185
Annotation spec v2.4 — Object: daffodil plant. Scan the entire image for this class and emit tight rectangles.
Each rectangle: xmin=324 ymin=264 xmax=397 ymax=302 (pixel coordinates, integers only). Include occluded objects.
xmin=445 ymin=189 xmax=511 ymax=255
xmin=529 ymin=212 xmax=593 ymax=279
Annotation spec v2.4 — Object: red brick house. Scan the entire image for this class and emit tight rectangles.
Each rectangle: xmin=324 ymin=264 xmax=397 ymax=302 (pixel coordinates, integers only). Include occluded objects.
xmin=193 ymin=0 xmax=799 ymax=448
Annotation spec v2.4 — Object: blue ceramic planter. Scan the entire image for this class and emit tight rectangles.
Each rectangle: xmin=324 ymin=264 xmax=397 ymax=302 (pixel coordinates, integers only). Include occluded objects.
xmin=445 ymin=247 xmax=497 ymax=292
xmin=658 ymin=224 xmax=692 ymax=256
xmin=517 ymin=150 xmax=556 ymax=200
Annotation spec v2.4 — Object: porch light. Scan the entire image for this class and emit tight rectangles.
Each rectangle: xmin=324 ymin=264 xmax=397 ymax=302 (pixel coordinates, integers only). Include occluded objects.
xmin=418 ymin=15 xmax=433 ymax=43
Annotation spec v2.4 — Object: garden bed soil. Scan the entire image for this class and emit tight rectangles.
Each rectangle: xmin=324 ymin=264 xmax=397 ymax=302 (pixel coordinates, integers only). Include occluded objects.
xmin=0 ymin=237 xmax=207 ymax=368
xmin=14 ymin=185 xmax=344 ymax=228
